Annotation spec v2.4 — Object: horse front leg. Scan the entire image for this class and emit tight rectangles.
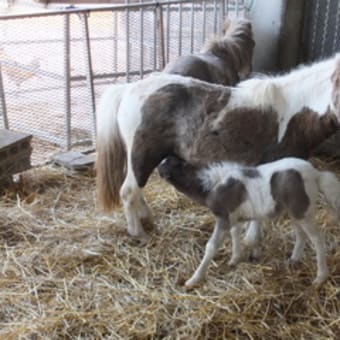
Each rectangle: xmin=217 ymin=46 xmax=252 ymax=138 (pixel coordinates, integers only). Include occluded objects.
xmin=185 ymin=217 xmax=229 ymax=288
xmin=289 ymin=222 xmax=308 ymax=264
xmin=228 ymin=223 xmax=243 ymax=267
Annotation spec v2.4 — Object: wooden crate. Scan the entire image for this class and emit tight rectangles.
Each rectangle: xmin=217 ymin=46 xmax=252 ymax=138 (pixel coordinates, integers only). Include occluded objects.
xmin=0 ymin=129 xmax=32 ymax=182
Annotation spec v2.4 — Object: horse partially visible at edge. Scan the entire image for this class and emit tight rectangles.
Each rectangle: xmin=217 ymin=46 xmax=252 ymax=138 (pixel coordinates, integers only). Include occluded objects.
xmin=96 ymin=54 xmax=340 ymax=242
xmin=164 ymin=18 xmax=254 ymax=85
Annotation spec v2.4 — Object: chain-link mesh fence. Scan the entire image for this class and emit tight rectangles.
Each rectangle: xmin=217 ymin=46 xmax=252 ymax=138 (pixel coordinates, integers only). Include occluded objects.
xmin=0 ymin=0 xmax=247 ymax=165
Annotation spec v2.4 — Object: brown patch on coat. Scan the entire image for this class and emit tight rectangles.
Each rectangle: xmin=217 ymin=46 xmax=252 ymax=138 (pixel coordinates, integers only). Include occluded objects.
xmin=206 ymin=177 xmax=247 ymax=218
xmin=190 ymin=107 xmax=279 ymax=165
xmin=132 ymin=82 xmax=230 ymax=187
xmin=261 ymin=107 xmax=340 ymax=163
xmin=270 ymin=169 xmax=310 ymax=219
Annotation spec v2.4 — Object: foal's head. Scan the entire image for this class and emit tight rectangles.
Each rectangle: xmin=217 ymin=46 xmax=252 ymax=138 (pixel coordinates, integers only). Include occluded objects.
xmin=158 ymin=156 xmax=208 ymax=205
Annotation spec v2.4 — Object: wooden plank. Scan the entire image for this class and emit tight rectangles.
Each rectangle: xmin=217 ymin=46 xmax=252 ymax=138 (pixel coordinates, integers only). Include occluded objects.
xmin=0 ymin=129 xmax=32 ymax=150
xmin=52 ymin=151 xmax=95 ymax=170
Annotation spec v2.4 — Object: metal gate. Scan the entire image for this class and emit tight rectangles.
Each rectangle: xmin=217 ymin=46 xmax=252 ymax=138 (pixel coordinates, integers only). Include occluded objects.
xmin=0 ymin=0 xmax=247 ymax=165
xmin=303 ymin=0 xmax=340 ymax=62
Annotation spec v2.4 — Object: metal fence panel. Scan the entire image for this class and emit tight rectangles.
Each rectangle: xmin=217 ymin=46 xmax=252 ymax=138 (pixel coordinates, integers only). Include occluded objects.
xmin=0 ymin=0 xmax=247 ymax=165
xmin=303 ymin=0 xmax=340 ymax=62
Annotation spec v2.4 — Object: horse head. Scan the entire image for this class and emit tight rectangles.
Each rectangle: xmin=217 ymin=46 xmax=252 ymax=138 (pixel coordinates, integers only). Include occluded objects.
xmin=201 ymin=18 xmax=255 ymax=81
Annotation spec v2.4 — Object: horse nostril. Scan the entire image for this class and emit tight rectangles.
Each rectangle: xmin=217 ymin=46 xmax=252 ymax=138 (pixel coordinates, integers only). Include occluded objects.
xmin=211 ymin=130 xmax=219 ymax=136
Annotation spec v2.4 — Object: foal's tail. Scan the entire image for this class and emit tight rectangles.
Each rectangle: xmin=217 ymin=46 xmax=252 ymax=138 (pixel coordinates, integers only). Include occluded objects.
xmin=96 ymin=83 xmax=128 ymax=212
xmin=318 ymin=170 xmax=340 ymax=218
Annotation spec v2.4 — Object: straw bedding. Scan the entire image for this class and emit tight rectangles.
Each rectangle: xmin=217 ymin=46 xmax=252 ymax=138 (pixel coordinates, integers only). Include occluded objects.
xmin=0 ymin=158 xmax=339 ymax=339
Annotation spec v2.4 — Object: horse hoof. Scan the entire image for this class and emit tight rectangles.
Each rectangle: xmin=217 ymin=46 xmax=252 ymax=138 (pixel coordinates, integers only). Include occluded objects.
xmin=248 ymin=247 xmax=262 ymax=262
xmin=228 ymin=257 xmax=241 ymax=267
xmin=286 ymin=258 xmax=302 ymax=269
xmin=185 ymin=277 xmax=203 ymax=289
xmin=312 ymin=273 xmax=329 ymax=289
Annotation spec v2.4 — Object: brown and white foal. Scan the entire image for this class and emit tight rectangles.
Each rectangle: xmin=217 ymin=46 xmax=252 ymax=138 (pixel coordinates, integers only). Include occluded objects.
xmin=158 ymin=156 xmax=340 ymax=288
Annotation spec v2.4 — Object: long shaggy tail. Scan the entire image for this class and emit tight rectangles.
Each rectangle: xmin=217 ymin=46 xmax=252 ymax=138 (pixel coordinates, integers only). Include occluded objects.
xmin=318 ymin=170 xmax=340 ymax=218
xmin=96 ymin=84 xmax=128 ymax=212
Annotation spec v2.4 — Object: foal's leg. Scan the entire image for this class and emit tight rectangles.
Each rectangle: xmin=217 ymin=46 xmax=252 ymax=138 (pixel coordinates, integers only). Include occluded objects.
xmin=243 ymin=220 xmax=262 ymax=260
xmin=289 ymin=222 xmax=308 ymax=264
xmin=298 ymin=217 xmax=329 ymax=287
xmin=228 ymin=224 xmax=243 ymax=267
xmin=185 ymin=217 xmax=229 ymax=288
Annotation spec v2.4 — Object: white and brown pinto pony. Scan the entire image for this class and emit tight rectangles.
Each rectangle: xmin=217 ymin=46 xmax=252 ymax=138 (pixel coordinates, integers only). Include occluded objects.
xmin=96 ymin=54 xmax=340 ymax=241
xmin=158 ymin=156 xmax=340 ymax=288
xmin=164 ymin=18 xmax=254 ymax=85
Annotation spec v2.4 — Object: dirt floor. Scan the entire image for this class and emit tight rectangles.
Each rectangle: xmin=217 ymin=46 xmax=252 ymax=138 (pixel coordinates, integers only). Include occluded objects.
xmin=0 ymin=157 xmax=339 ymax=339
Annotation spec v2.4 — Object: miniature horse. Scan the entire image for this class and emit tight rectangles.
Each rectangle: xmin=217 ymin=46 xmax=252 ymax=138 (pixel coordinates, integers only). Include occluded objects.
xmin=164 ymin=18 xmax=254 ymax=85
xmin=158 ymin=156 xmax=340 ymax=288
xmin=96 ymin=54 xmax=340 ymax=241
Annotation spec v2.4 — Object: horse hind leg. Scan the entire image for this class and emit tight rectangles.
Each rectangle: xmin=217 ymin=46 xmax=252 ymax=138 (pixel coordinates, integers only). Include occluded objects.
xmin=297 ymin=217 xmax=329 ymax=287
xmin=120 ymin=169 xmax=150 ymax=242
xmin=243 ymin=220 xmax=263 ymax=261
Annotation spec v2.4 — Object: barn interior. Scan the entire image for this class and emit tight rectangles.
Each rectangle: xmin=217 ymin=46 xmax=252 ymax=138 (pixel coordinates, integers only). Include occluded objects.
xmin=0 ymin=0 xmax=340 ymax=338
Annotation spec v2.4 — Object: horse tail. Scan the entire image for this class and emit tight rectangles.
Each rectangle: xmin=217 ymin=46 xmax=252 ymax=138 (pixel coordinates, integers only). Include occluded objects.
xmin=317 ymin=170 xmax=340 ymax=218
xmin=96 ymin=83 xmax=128 ymax=212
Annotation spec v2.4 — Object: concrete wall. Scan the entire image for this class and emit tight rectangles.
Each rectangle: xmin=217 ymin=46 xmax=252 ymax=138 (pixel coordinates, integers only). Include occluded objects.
xmin=247 ymin=0 xmax=285 ymax=72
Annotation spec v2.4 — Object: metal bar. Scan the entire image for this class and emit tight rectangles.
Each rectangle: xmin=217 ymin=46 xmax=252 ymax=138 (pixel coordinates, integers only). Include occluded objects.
xmin=178 ymin=0 xmax=183 ymax=56
xmin=0 ymin=65 xmax=8 ymax=129
xmin=125 ymin=0 xmax=130 ymax=82
xmin=236 ymin=0 xmax=240 ymax=17
xmin=139 ymin=0 xmax=144 ymax=78
xmin=202 ymin=0 xmax=207 ymax=44
xmin=80 ymin=13 xmax=96 ymax=140
xmin=333 ymin=0 xmax=340 ymax=52
xmin=166 ymin=3 xmax=170 ymax=63
xmin=63 ymin=14 xmax=71 ymax=150
xmin=157 ymin=3 xmax=166 ymax=69
xmin=153 ymin=1 xmax=157 ymax=70
xmin=0 ymin=1 xmax=202 ymax=20
xmin=190 ymin=1 xmax=194 ymax=53
xmin=320 ymin=0 xmax=330 ymax=57
xmin=311 ymin=0 xmax=321 ymax=60
xmin=113 ymin=11 xmax=118 ymax=74
xmin=221 ymin=0 xmax=226 ymax=19
xmin=226 ymin=0 xmax=229 ymax=16
xmin=213 ymin=0 xmax=218 ymax=33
